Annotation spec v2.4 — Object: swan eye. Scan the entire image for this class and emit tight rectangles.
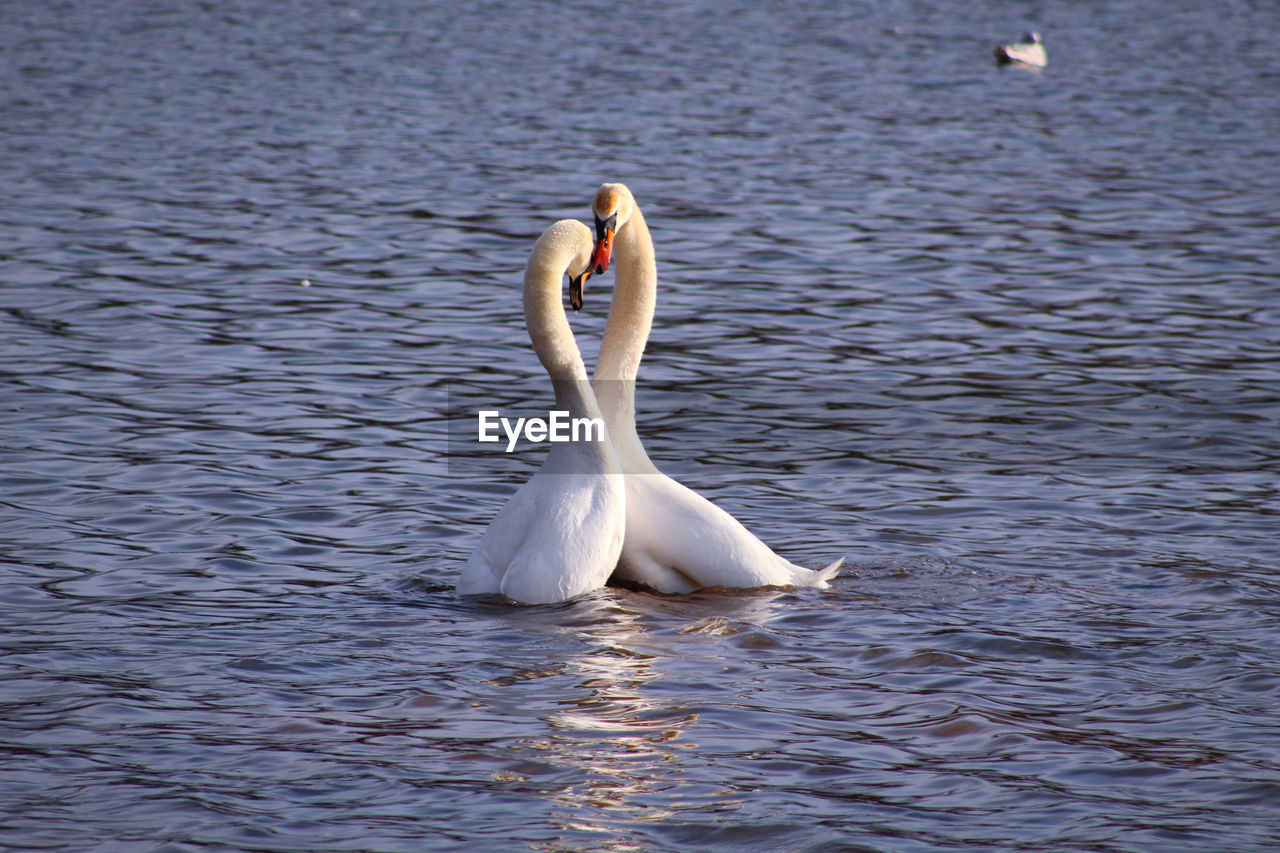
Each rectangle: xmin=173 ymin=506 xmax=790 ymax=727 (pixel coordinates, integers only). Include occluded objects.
xmin=594 ymin=212 xmax=616 ymax=239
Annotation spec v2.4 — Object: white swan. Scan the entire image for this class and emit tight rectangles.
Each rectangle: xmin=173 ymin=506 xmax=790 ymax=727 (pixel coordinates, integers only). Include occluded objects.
xmin=458 ymin=220 xmax=625 ymax=605
xmin=588 ymin=182 xmax=842 ymax=593
xmin=995 ymin=31 xmax=1046 ymax=68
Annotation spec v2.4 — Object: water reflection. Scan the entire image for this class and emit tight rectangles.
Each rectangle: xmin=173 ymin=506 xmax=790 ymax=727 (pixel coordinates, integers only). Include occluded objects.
xmin=472 ymin=589 xmax=798 ymax=848
xmin=488 ymin=597 xmax=696 ymax=846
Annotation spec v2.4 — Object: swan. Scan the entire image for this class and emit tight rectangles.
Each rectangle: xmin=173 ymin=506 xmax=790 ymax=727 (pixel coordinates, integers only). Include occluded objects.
xmin=995 ymin=31 xmax=1046 ymax=68
xmin=458 ymin=219 xmax=625 ymax=605
xmin=587 ymin=182 xmax=842 ymax=593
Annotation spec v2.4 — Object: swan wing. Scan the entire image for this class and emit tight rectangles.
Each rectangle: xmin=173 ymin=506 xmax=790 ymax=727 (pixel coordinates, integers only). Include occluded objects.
xmin=460 ymin=465 xmax=624 ymax=604
xmin=615 ymin=471 xmax=839 ymax=592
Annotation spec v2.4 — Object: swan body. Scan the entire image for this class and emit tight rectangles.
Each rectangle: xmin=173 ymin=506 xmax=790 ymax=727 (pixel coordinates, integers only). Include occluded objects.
xmin=458 ymin=220 xmax=624 ymax=605
xmin=588 ymin=183 xmax=842 ymax=593
xmin=995 ymin=31 xmax=1046 ymax=68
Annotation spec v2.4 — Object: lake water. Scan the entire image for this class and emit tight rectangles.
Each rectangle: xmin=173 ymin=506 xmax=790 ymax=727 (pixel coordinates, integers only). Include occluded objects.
xmin=3 ymin=0 xmax=1279 ymax=850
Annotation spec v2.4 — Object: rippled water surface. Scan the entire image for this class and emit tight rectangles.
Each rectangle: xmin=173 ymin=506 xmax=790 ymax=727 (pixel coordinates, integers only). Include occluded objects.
xmin=3 ymin=0 xmax=1279 ymax=850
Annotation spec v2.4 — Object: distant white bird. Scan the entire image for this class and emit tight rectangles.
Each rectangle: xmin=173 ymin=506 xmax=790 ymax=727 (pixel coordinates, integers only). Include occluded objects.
xmin=995 ymin=31 xmax=1047 ymax=69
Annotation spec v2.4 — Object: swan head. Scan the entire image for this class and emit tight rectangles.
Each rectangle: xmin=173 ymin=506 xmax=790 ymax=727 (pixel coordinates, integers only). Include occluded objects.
xmin=562 ymin=219 xmax=595 ymax=312
xmin=529 ymin=219 xmax=594 ymax=312
xmin=590 ymin=182 xmax=634 ymax=275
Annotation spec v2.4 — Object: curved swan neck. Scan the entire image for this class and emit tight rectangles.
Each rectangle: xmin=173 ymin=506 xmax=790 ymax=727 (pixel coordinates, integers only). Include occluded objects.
xmin=591 ymin=188 xmax=657 ymax=473
xmin=523 ymin=232 xmax=590 ymax=388
xmin=595 ymin=201 xmax=656 ymax=384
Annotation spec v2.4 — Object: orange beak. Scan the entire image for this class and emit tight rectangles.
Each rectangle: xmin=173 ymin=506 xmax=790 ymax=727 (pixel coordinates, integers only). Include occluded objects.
xmin=592 ymin=212 xmax=617 ymax=274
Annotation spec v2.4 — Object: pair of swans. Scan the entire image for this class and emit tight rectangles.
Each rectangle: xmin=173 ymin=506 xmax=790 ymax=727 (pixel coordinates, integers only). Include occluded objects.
xmin=458 ymin=184 xmax=843 ymax=604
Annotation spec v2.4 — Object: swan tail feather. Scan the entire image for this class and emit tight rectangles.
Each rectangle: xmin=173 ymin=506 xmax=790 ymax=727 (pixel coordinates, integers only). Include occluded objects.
xmin=812 ymin=557 xmax=844 ymax=587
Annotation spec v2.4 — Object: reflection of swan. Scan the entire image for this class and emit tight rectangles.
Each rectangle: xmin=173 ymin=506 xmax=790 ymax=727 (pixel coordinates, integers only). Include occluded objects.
xmin=995 ymin=31 xmax=1046 ymax=68
xmin=458 ymin=220 xmax=625 ymax=605
xmin=490 ymin=596 xmax=708 ymax=838
xmin=588 ymin=183 xmax=842 ymax=593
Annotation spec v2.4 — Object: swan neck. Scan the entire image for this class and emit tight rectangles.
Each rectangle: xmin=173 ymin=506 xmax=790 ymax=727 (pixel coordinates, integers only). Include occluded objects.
xmin=592 ymin=198 xmax=657 ymax=473
xmin=524 ymin=252 xmax=589 ymax=388
xmin=596 ymin=204 xmax=656 ymax=384
xmin=549 ymin=378 xmax=601 ymax=423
